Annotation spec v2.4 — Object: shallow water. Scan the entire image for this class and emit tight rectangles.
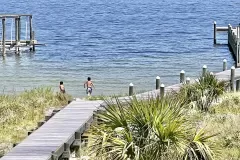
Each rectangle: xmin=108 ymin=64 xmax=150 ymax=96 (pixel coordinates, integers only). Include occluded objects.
xmin=0 ymin=0 xmax=239 ymax=97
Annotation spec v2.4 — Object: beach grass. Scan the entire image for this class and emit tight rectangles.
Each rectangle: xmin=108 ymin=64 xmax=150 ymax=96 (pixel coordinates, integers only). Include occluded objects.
xmin=0 ymin=87 xmax=72 ymax=156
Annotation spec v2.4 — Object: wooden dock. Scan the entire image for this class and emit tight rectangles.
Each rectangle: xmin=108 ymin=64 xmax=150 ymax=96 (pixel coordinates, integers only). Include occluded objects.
xmin=1 ymin=65 xmax=240 ymax=160
xmin=214 ymin=22 xmax=240 ymax=67
xmin=0 ymin=14 xmax=44 ymax=55
xmin=0 ymin=100 xmax=103 ymax=160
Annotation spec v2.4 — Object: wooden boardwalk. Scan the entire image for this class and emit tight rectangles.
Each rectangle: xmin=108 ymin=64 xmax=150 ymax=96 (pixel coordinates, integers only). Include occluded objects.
xmin=1 ymin=68 xmax=240 ymax=160
xmin=0 ymin=100 xmax=103 ymax=160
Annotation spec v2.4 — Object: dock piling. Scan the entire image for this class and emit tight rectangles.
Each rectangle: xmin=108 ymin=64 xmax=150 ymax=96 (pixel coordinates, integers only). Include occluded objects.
xmin=129 ymin=83 xmax=134 ymax=96
xmin=202 ymin=65 xmax=207 ymax=77
xmin=32 ymin=31 xmax=35 ymax=51
xmin=15 ymin=17 xmax=19 ymax=53
xmin=0 ymin=14 xmax=41 ymax=54
xmin=214 ymin=21 xmax=216 ymax=44
xmin=29 ymin=15 xmax=33 ymax=42
xmin=73 ymin=132 xmax=81 ymax=157
xmin=17 ymin=17 xmax=21 ymax=43
xmin=62 ymin=143 xmax=70 ymax=159
xmin=2 ymin=17 xmax=6 ymax=56
xmin=223 ymin=59 xmax=227 ymax=71
xmin=236 ymin=80 xmax=240 ymax=91
xmin=156 ymin=76 xmax=160 ymax=89
xmin=180 ymin=70 xmax=185 ymax=83
xmin=231 ymin=66 xmax=235 ymax=91
xmin=160 ymin=84 xmax=165 ymax=97
xmin=51 ymin=151 xmax=58 ymax=160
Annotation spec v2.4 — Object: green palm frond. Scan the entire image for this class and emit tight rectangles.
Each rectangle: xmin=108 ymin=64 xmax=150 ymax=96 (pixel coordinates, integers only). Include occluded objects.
xmin=184 ymin=129 xmax=217 ymax=160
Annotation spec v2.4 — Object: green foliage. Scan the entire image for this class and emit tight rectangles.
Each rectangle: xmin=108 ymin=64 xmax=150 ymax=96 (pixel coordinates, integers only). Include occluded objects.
xmin=87 ymin=96 xmax=215 ymax=160
xmin=177 ymin=72 xmax=228 ymax=112
xmin=0 ymin=87 xmax=71 ymax=155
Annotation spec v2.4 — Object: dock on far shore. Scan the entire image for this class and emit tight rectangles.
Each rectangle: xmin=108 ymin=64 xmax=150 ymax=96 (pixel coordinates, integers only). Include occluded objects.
xmin=214 ymin=21 xmax=240 ymax=67
xmin=0 ymin=14 xmax=45 ymax=56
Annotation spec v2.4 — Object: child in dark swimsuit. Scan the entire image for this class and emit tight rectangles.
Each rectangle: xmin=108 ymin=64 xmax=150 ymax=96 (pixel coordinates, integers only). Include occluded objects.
xmin=59 ymin=81 xmax=65 ymax=93
xmin=84 ymin=77 xmax=95 ymax=96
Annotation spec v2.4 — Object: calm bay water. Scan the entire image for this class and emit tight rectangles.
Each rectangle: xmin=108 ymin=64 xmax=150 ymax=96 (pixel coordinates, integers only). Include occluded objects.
xmin=0 ymin=0 xmax=239 ymax=97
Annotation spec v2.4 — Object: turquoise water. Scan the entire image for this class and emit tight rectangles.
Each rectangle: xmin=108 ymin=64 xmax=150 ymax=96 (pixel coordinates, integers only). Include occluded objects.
xmin=0 ymin=0 xmax=239 ymax=97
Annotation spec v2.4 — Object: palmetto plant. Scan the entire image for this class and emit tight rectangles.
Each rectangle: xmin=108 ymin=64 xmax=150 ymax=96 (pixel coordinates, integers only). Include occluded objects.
xmin=88 ymin=95 xmax=215 ymax=160
xmin=177 ymin=72 xmax=228 ymax=111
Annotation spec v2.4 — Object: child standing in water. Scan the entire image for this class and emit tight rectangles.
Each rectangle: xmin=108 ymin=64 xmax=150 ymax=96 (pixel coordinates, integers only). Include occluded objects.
xmin=59 ymin=81 xmax=65 ymax=93
xmin=84 ymin=77 xmax=95 ymax=96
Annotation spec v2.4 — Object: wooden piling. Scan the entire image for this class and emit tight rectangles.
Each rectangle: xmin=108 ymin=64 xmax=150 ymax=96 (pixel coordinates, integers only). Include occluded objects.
xmin=223 ymin=59 xmax=227 ymax=71
xmin=160 ymin=84 xmax=165 ymax=97
xmin=129 ymin=83 xmax=134 ymax=96
xmin=156 ymin=76 xmax=160 ymax=89
xmin=15 ymin=17 xmax=19 ymax=52
xmin=29 ymin=15 xmax=33 ymax=42
xmin=51 ymin=151 xmax=58 ymax=160
xmin=62 ymin=143 xmax=70 ymax=159
xmin=32 ymin=31 xmax=35 ymax=51
xmin=180 ymin=70 xmax=185 ymax=83
xmin=214 ymin=21 xmax=216 ymax=44
xmin=2 ymin=17 xmax=6 ymax=55
xmin=236 ymin=80 xmax=240 ymax=91
xmin=228 ymin=24 xmax=231 ymax=46
xmin=202 ymin=65 xmax=207 ymax=77
xmin=231 ymin=66 xmax=235 ymax=91
xmin=17 ymin=17 xmax=21 ymax=41
xmin=72 ymin=132 xmax=81 ymax=158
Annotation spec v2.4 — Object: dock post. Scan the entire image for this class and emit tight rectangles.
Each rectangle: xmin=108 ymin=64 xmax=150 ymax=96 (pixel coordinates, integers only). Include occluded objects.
xmin=228 ymin=24 xmax=231 ymax=46
xmin=180 ymin=70 xmax=185 ymax=83
xmin=15 ymin=17 xmax=19 ymax=52
xmin=62 ymin=143 xmax=70 ymax=159
xmin=160 ymin=84 xmax=165 ymax=98
xmin=231 ymin=66 xmax=235 ymax=91
xmin=202 ymin=65 xmax=207 ymax=77
xmin=2 ymin=17 xmax=6 ymax=56
xmin=51 ymin=151 xmax=58 ymax=160
xmin=18 ymin=17 xmax=21 ymax=42
xmin=129 ymin=83 xmax=134 ymax=96
xmin=74 ymin=132 xmax=81 ymax=157
xmin=186 ymin=77 xmax=190 ymax=84
xmin=29 ymin=15 xmax=33 ymax=42
xmin=156 ymin=76 xmax=160 ymax=89
xmin=214 ymin=21 xmax=216 ymax=44
xmin=236 ymin=80 xmax=240 ymax=91
xmin=223 ymin=59 xmax=227 ymax=71
xmin=32 ymin=31 xmax=35 ymax=51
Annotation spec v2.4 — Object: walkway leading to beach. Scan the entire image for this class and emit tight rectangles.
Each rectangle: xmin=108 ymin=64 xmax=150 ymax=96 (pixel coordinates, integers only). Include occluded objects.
xmin=1 ymin=68 xmax=240 ymax=160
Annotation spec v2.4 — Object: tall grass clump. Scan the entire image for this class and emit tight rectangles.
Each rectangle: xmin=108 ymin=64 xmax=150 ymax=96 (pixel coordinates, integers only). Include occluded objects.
xmin=0 ymin=87 xmax=72 ymax=155
xmin=86 ymin=95 xmax=215 ymax=160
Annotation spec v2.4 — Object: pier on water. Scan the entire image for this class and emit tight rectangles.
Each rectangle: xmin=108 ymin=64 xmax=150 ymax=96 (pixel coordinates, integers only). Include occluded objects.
xmin=1 ymin=61 xmax=240 ymax=160
xmin=214 ymin=21 xmax=240 ymax=67
xmin=0 ymin=14 xmax=43 ymax=55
